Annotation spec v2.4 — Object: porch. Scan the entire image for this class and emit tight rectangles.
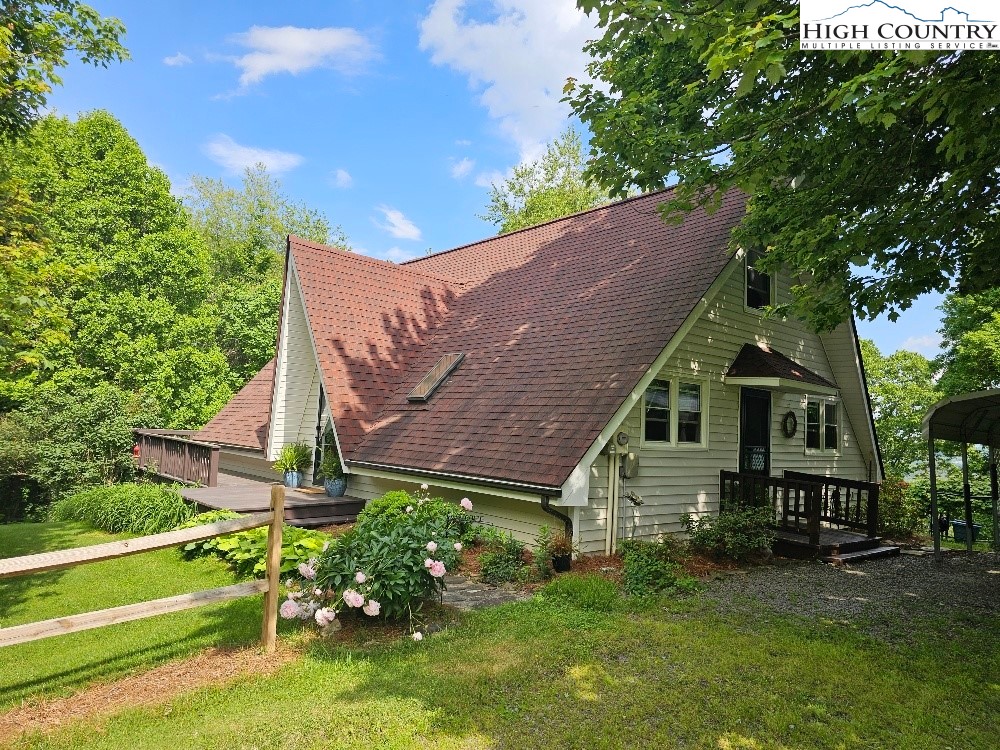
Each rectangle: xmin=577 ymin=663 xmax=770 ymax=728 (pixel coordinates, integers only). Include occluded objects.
xmin=720 ymin=470 xmax=900 ymax=563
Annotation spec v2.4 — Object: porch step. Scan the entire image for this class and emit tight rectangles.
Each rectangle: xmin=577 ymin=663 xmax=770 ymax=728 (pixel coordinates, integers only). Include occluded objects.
xmin=822 ymin=545 xmax=901 ymax=565
xmin=283 ymin=498 xmax=365 ymax=521
xmin=287 ymin=513 xmax=357 ymax=528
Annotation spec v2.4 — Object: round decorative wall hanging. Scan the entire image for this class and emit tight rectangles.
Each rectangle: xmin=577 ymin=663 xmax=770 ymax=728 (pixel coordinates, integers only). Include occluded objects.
xmin=781 ymin=410 xmax=798 ymax=438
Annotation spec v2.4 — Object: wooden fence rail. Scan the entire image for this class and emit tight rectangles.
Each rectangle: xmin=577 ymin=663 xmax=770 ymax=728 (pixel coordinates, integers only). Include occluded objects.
xmin=0 ymin=487 xmax=285 ymax=653
xmin=134 ymin=429 xmax=220 ymax=487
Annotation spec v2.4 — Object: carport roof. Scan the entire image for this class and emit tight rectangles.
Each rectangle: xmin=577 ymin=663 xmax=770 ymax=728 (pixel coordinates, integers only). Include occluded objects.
xmin=922 ymin=389 xmax=1000 ymax=447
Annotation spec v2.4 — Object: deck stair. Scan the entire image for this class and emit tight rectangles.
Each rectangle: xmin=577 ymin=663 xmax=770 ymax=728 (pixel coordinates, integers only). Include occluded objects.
xmin=774 ymin=528 xmax=900 ymax=564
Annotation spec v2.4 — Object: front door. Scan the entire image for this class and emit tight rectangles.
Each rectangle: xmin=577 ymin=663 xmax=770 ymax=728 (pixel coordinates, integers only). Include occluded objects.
xmin=739 ymin=388 xmax=771 ymax=475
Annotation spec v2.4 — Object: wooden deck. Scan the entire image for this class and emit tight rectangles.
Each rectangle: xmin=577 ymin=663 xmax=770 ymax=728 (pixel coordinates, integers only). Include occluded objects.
xmin=774 ymin=527 xmax=900 ymax=564
xmin=181 ymin=473 xmax=364 ymax=527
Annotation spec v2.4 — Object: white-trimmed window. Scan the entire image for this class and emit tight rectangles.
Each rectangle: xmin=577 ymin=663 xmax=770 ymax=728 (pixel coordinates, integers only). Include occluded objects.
xmin=805 ymin=397 xmax=840 ymax=453
xmin=745 ymin=248 xmax=773 ymax=310
xmin=642 ymin=377 xmax=708 ymax=448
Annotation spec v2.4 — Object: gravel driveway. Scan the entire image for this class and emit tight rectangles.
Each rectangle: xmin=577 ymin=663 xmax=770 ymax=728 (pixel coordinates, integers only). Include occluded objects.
xmin=702 ymin=551 xmax=1000 ymax=637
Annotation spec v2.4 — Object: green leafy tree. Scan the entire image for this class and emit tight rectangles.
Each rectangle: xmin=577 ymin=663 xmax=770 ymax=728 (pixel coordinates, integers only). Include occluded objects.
xmin=566 ymin=1 xmax=1000 ymax=331
xmin=5 ymin=111 xmax=234 ymax=426
xmin=185 ymin=165 xmax=346 ymax=381
xmin=0 ymin=1 xmax=127 ymax=139
xmin=936 ymin=289 xmax=1000 ymax=396
xmin=481 ymin=128 xmax=605 ymax=234
xmin=860 ymin=339 xmax=938 ymax=479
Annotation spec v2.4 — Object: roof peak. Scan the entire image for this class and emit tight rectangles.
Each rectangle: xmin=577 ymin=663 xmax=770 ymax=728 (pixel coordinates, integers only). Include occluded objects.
xmin=287 ymin=235 xmax=457 ymax=285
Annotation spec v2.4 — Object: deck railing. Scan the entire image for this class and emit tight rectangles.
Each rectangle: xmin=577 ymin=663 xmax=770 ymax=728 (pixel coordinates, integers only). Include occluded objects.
xmin=135 ymin=429 xmax=220 ymax=487
xmin=782 ymin=470 xmax=880 ymax=538
xmin=720 ymin=470 xmax=881 ymax=546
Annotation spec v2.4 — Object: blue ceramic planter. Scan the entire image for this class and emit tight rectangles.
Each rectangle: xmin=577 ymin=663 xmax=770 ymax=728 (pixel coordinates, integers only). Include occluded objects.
xmin=284 ymin=470 xmax=303 ymax=489
xmin=324 ymin=477 xmax=347 ymax=497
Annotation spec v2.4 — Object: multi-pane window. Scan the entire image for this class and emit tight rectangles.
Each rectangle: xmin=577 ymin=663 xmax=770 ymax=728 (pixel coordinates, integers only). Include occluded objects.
xmin=643 ymin=378 xmax=707 ymax=446
xmin=643 ymin=379 xmax=671 ymax=442
xmin=746 ymin=248 xmax=772 ymax=309
xmin=805 ymin=399 xmax=839 ymax=453
xmin=677 ymin=382 xmax=702 ymax=443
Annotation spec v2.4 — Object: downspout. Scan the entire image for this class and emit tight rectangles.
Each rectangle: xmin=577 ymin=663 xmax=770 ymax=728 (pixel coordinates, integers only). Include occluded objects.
xmin=541 ymin=496 xmax=573 ymax=544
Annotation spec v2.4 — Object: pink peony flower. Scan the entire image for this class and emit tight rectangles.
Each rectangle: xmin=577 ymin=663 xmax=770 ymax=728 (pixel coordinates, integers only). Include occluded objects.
xmin=299 ymin=601 xmax=318 ymax=620
xmin=314 ymin=588 xmax=323 ymax=597
xmin=355 ymin=571 xmax=367 ymax=584
xmin=315 ymin=607 xmax=337 ymax=627
xmin=287 ymin=590 xmax=303 ymax=600
xmin=420 ymin=483 xmax=429 ymax=491
xmin=411 ymin=631 xmax=423 ymax=641
xmin=279 ymin=599 xmax=300 ymax=619
xmin=405 ymin=505 xmax=414 ymax=513
xmin=424 ymin=557 xmax=434 ymax=569
xmin=460 ymin=497 xmax=473 ymax=511
xmin=362 ymin=599 xmax=381 ymax=617
xmin=454 ymin=542 xmax=463 ymax=552
xmin=298 ymin=562 xmax=316 ymax=580
xmin=426 ymin=540 xmax=438 ymax=553
xmin=429 ymin=560 xmax=446 ymax=578
xmin=342 ymin=588 xmax=366 ymax=608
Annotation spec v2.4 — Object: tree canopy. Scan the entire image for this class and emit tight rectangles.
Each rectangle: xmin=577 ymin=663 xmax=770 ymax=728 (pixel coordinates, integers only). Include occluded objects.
xmin=0 ymin=1 xmax=127 ymax=139
xmin=935 ymin=289 xmax=1000 ymax=396
xmin=480 ymin=128 xmax=605 ymax=234
xmin=566 ymin=1 xmax=1000 ymax=332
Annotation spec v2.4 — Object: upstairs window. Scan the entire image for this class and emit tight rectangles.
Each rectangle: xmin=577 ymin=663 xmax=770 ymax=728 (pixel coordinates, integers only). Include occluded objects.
xmin=746 ymin=248 xmax=772 ymax=310
xmin=643 ymin=379 xmax=671 ymax=442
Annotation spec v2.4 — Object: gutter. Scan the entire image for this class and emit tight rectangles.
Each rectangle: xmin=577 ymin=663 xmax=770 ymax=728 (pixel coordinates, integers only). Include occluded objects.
xmin=347 ymin=460 xmax=562 ymax=496
xmin=541 ymin=496 xmax=573 ymax=542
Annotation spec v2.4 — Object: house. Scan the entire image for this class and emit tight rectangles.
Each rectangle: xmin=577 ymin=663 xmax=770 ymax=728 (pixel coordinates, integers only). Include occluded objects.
xmin=143 ymin=188 xmax=886 ymax=558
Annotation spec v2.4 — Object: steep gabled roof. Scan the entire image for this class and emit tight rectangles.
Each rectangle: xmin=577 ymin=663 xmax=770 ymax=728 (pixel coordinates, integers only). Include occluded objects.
xmin=288 ymin=237 xmax=458 ymax=454
xmin=197 ymin=359 xmax=275 ymax=450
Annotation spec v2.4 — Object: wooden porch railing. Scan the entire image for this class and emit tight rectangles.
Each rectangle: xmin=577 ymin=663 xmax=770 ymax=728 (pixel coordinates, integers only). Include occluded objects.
xmin=720 ymin=470 xmax=823 ymax=545
xmin=135 ymin=429 xmax=220 ymax=487
xmin=720 ymin=470 xmax=881 ymax=546
xmin=783 ymin=470 xmax=880 ymax=538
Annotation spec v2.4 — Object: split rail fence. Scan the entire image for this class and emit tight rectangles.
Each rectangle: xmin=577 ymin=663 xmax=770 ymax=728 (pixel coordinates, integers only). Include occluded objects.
xmin=0 ymin=487 xmax=286 ymax=652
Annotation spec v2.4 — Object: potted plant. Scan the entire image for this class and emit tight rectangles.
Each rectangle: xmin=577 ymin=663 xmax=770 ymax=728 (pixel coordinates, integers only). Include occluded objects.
xmin=318 ymin=448 xmax=346 ymax=497
xmin=272 ymin=442 xmax=312 ymax=488
xmin=548 ymin=530 xmax=574 ymax=573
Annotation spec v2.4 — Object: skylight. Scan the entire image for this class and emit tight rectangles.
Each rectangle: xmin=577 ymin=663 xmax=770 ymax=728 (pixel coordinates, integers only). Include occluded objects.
xmin=407 ymin=353 xmax=465 ymax=402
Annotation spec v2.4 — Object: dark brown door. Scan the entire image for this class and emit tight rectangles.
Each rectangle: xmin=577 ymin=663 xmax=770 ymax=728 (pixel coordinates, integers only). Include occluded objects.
xmin=739 ymin=388 xmax=771 ymax=475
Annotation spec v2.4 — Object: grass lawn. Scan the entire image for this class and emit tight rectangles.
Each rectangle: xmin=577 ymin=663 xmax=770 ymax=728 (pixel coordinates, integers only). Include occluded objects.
xmin=3 ymin=522 xmax=999 ymax=749
xmin=0 ymin=522 xmax=262 ymax=709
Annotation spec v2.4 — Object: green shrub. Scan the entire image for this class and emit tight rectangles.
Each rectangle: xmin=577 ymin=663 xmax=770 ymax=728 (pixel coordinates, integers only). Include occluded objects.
xmin=50 ymin=483 xmax=195 ymax=534
xmin=540 ymin=573 xmax=619 ymax=611
xmin=878 ymin=476 xmax=925 ymax=537
xmin=682 ymin=508 xmax=775 ymax=561
xmin=177 ymin=511 xmax=330 ymax=577
xmin=619 ymin=538 xmax=699 ymax=595
xmin=531 ymin=525 xmax=554 ymax=581
xmin=478 ymin=529 xmax=526 ymax=585
xmin=359 ymin=489 xmax=477 ymax=544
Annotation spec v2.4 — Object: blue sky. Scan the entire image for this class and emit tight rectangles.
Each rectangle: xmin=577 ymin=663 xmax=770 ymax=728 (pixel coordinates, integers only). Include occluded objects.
xmin=47 ymin=0 xmax=946 ymax=358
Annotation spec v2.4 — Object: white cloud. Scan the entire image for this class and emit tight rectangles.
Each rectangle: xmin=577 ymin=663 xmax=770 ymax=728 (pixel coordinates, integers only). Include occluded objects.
xmin=331 ymin=168 xmax=353 ymax=188
xmin=384 ymin=247 xmax=420 ymax=263
xmin=420 ymin=0 xmax=596 ymax=160
xmin=203 ymin=134 xmax=304 ymax=174
xmin=226 ymin=25 xmax=376 ymax=88
xmin=163 ymin=52 xmax=192 ymax=67
xmin=374 ymin=205 xmax=422 ymax=241
xmin=901 ymin=334 xmax=944 ymax=355
xmin=450 ymin=157 xmax=475 ymax=179
xmin=474 ymin=169 xmax=506 ymax=189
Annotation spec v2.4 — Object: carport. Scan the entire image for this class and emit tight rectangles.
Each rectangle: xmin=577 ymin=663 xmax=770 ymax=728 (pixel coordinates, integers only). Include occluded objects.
xmin=922 ymin=389 xmax=1000 ymax=555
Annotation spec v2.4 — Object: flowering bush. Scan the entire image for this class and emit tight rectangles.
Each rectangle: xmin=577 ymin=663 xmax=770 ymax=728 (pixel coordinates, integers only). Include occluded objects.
xmin=280 ymin=487 xmax=474 ymax=630
xmin=357 ymin=488 xmax=479 ymax=545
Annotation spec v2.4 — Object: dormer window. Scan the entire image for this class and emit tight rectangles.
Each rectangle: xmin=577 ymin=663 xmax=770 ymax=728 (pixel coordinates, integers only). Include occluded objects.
xmin=746 ymin=248 xmax=772 ymax=310
xmin=408 ymin=353 xmax=464 ymax=402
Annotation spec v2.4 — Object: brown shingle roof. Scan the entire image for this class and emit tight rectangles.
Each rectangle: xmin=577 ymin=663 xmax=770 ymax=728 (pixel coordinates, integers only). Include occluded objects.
xmin=726 ymin=343 xmax=836 ymax=389
xmin=197 ymin=359 xmax=275 ymax=450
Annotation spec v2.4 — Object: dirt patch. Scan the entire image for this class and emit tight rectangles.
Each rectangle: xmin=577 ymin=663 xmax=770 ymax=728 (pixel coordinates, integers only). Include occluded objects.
xmin=314 ymin=522 xmax=354 ymax=537
xmin=570 ymin=554 xmax=624 ymax=582
xmin=0 ymin=644 xmax=298 ymax=742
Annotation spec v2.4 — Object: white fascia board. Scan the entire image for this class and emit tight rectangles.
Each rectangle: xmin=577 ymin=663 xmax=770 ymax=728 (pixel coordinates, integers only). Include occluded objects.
xmin=558 ymin=463 xmax=591 ymax=507
xmin=350 ymin=465 xmax=547 ymax=503
xmin=265 ymin=256 xmax=295 ymax=462
xmin=572 ymin=255 xmax=742 ymax=476
xmin=288 ymin=257 xmax=349 ymax=471
xmin=722 ymin=376 xmax=840 ymax=397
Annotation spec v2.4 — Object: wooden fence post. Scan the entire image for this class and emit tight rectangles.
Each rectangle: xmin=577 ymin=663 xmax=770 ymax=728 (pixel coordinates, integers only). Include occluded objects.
xmin=261 ymin=485 xmax=285 ymax=654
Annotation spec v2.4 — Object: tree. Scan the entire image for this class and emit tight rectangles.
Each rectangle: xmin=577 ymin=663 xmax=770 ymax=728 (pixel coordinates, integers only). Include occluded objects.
xmin=0 ymin=1 xmax=127 ymax=139
xmin=566 ymin=1 xmax=1000 ymax=332
xmin=185 ymin=165 xmax=347 ymax=382
xmin=936 ymin=289 xmax=1000 ymax=396
xmin=5 ymin=111 xmax=235 ymax=427
xmin=860 ymin=339 xmax=938 ymax=479
xmin=481 ymin=128 xmax=605 ymax=234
